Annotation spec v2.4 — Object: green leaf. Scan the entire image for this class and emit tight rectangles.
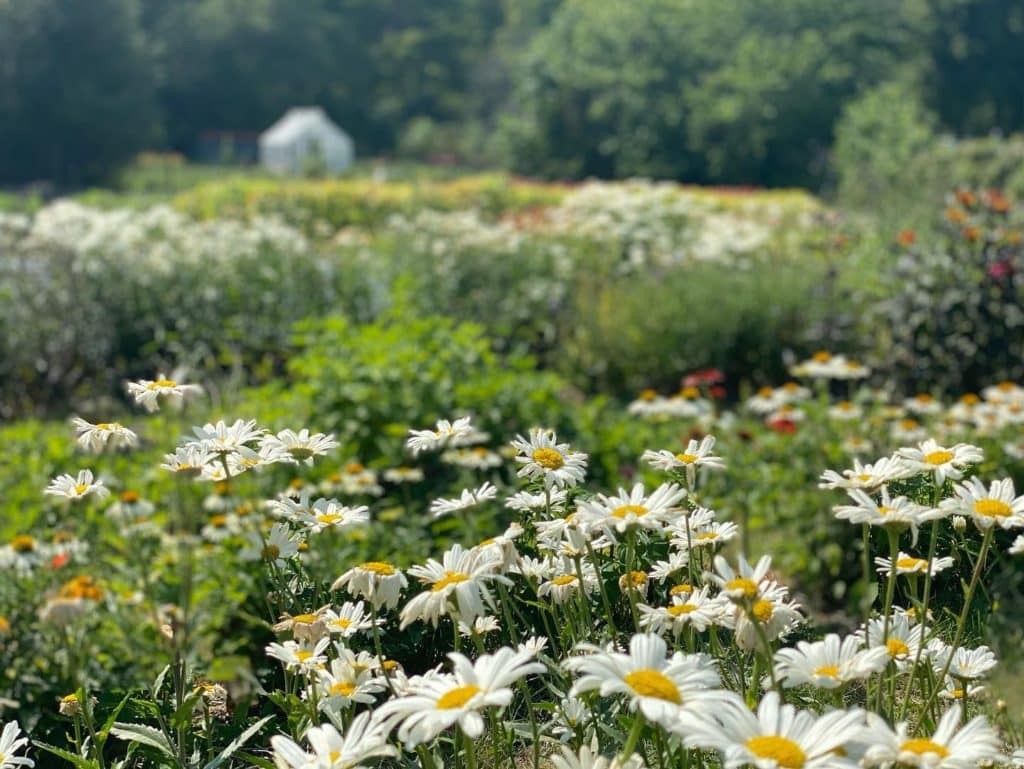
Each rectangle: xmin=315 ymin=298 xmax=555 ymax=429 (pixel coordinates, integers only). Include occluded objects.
xmin=109 ymin=723 xmax=174 ymax=757
xmin=234 ymin=751 xmax=277 ymax=769
xmin=202 ymin=715 xmax=273 ymax=769
xmin=33 ymin=740 xmax=99 ymax=769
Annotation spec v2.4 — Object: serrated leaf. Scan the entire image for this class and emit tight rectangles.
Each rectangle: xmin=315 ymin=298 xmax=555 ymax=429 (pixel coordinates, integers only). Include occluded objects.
xmin=33 ymin=740 xmax=99 ymax=769
xmin=151 ymin=665 xmax=170 ymax=698
xmin=203 ymin=715 xmax=273 ymax=769
xmin=110 ymin=722 xmax=174 ymax=757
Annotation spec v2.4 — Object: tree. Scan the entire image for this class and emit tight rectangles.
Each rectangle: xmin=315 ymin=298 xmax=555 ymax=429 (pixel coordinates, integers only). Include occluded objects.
xmin=0 ymin=0 xmax=160 ymax=184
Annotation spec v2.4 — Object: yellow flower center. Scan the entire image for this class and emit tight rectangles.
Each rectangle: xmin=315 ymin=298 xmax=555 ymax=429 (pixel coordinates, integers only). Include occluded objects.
xmin=332 ymin=618 xmax=352 ymax=630
xmin=316 ymin=514 xmax=343 ymax=524
xmin=640 ymin=389 xmax=658 ymax=401
xmin=291 ymin=614 xmax=318 ymax=624
xmin=974 ymin=499 xmax=1012 ymax=518
xmin=812 ymin=351 xmax=832 ymax=363
xmin=329 ymin=751 xmax=342 ymax=763
xmin=345 ymin=462 xmax=365 ymax=474
xmin=915 ymin=394 xmax=933 ymax=403
xmin=878 ymin=506 xmax=893 ymax=515
xmin=669 ymin=584 xmax=694 ymax=596
xmin=120 ymin=490 xmax=140 ymax=503
xmin=622 ymin=571 xmax=647 ymax=587
xmin=675 ymin=453 xmax=698 ymax=464
xmin=262 ymin=545 xmax=281 ymax=560
xmin=887 ymin=638 xmax=910 ymax=658
xmin=680 ymin=386 xmax=701 ymax=399
xmin=432 ymin=570 xmax=470 ymax=592
xmin=330 ymin=682 xmax=356 ymax=697
xmin=624 ymin=669 xmax=681 ymax=703
xmin=0 ymin=616 xmax=9 ymax=635
xmin=532 ymin=448 xmax=565 ymax=470
xmin=11 ymin=535 xmax=35 ymax=552
xmin=726 ymin=577 xmax=759 ymax=597
xmin=900 ymin=740 xmax=949 ymax=758
xmin=668 ymin=603 xmax=698 ymax=616
xmin=895 ymin=557 xmax=926 ymax=571
xmin=436 ymin=684 xmax=481 ymax=709
xmin=924 ymin=450 xmax=954 ymax=465
xmin=858 ymin=474 xmax=873 ymax=482
xmin=295 ymin=650 xmax=313 ymax=662
xmin=746 ymin=736 xmax=806 ymax=769
xmin=74 ymin=483 xmax=90 ymax=495
xmin=148 ymin=379 xmax=177 ymax=389
xmin=752 ymin=599 xmax=774 ymax=623
xmin=695 ymin=532 xmax=718 ymax=541
xmin=814 ymin=665 xmax=840 ymax=678
xmin=611 ymin=504 xmax=648 ymax=519
xmin=96 ymin=422 xmax=120 ymax=431
xmin=552 ymin=575 xmax=578 ymax=586
xmin=361 ymin=561 xmax=396 ymax=576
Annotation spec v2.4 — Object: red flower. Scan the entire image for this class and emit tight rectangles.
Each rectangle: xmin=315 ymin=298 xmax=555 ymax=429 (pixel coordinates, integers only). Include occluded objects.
xmin=988 ymin=261 xmax=1014 ymax=279
xmin=896 ymin=229 xmax=916 ymax=246
xmin=51 ymin=552 xmax=71 ymax=569
xmin=709 ymin=385 xmax=727 ymax=400
xmin=682 ymin=368 xmax=725 ymax=387
xmin=767 ymin=418 xmax=798 ymax=434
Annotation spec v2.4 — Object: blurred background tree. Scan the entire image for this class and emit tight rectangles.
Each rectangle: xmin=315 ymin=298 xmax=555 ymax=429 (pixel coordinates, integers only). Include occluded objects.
xmin=1 ymin=0 xmax=1023 ymax=190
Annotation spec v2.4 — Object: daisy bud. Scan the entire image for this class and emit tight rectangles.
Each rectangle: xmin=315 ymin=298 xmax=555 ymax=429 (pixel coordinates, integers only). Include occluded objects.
xmin=953 ymin=515 xmax=967 ymax=533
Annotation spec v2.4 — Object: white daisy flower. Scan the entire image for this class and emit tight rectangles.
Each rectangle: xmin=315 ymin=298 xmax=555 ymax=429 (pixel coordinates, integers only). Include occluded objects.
xmin=574 ymin=482 xmax=686 ymax=535
xmin=833 ymin=487 xmax=935 ymax=542
xmin=507 ymin=489 xmax=570 ymax=514
xmin=511 ymin=428 xmax=588 ymax=489
xmin=928 ymin=643 xmax=997 ymax=681
xmin=260 ymin=428 xmax=338 ymax=465
xmin=322 ymin=601 xmax=382 ymax=639
xmin=638 ymin=586 xmax=724 ymax=635
xmin=897 ymin=440 xmax=983 ymax=485
xmin=641 ymin=436 xmax=725 ymax=486
xmin=458 ymin=615 xmax=501 ymax=637
xmin=70 ymin=418 xmax=138 ymax=453
xmin=126 ymin=374 xmax=203 ymax=412
xmin=406 ymin=417 xmax=486 ymax=455
xmin=0 ymin=535 xmax=49 ymax=574
xmin=296 ymin=498 xmax=370 ymax=534
xmin=239 ymin=522 xmax=302 ymax=567
xmin=891 ymin=418 xmax=929 ymax=444
xmin=550 ymin=697 xmax=594 ymax=744
xmin=539 ymin=557 xmax=599 ymax=605
xmin=190 ymin=419 xmax=265 ymax=457
xmin=682 ymin=520 xmax=740 ymax=549
xmin=859 ymin=705 xmax=1000 ymax=769
xmin=1010 ymin=535 xmax=1024 ymax=555
xmin=550 ymin=741 xmax=646 ymax=769
xmin=314 ymin=654 xmax=388 ymax=714
xmin=685 ymin=690 xmax=867 ymax=769
xmin=773 ymin=633 xmax=888 ymax=689
xmin=0 ymin=721 xmax=34 ymax=768
xmin=270 ymin=711 xmax=395 ymax=769
xmin=441 ymin=447 xmax=503 ymax=470
xmin=819 ymin=456 xmax=914 ymax=490
xmin=565 ymin=633 xmax=727 ymax=731
xmin=399 ymin=544 xmax=511 ymax=628
xmin=332 ymin=561 xmax=408 ymax=610
xmin=875 ymin=552 xmax=954 ymax=577
xmin=647 ymin=550 xmax=691 ymax=583
xmin=733 ymin=591 xmax=802 ymax=651
xmin=904 ymin=394 xmax=944 ymax=415
xmin=941 ymin=477 xmax=1024 ymax=530
xmin=383 ymin=466 xmax=425 ymax=484
xmin=937 ymin=678 xmax=986 ymax=701
xmin=44 ymin=470 xmax=109 ymax=502
xmin=265 ymin=638 xmax=330 ymax=674
xmin=429 ymin=482 xmax=498 ymax=519
xmin=376 ymin=646 xmax=544 ymax=745
xmin=857 ymin=613 xmax=925 ymax=669
xmin=707 ymin=554 xmax=774 ymax=602
xmin=160 ymin=444 xmax=213 ymax=476
xmin=827 ymin=401 xmax=863 ymax=421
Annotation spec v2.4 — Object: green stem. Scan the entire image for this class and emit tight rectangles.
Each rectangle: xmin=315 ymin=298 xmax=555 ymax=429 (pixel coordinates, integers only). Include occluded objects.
xmin=620 ymin=713 xmax=645 ymax=762
xmin=920 ymin=526 xmax=994 ymax=717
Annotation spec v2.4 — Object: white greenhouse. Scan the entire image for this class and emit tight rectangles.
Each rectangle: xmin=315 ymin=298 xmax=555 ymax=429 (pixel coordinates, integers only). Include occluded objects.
xmin=258 ymin=107 xmax=354 ymax=175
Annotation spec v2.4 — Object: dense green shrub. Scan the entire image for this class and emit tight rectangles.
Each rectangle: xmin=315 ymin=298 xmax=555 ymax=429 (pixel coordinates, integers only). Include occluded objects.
xmin=866 ymin=190 xmax=1024 ymax=393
